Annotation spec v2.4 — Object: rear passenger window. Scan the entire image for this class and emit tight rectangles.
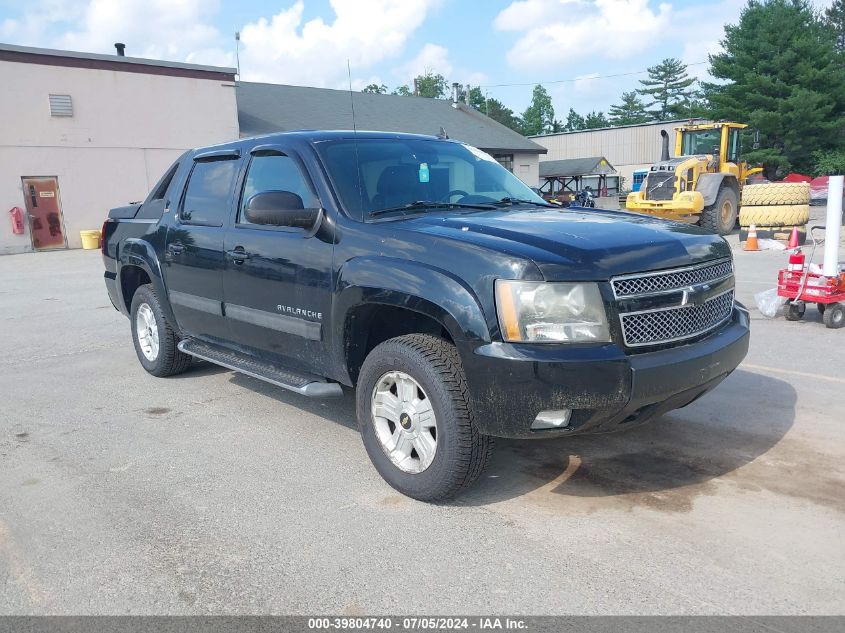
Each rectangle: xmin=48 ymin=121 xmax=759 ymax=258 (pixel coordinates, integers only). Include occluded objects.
xmin=181 ymin=159 xmax=239 ymax=227
xmin=239 ymin=154 xmax=318 ymax=223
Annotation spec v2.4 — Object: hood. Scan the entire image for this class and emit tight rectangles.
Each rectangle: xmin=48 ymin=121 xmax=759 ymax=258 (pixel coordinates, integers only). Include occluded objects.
xmin=396 ymin=207 xmax=731 ymax=280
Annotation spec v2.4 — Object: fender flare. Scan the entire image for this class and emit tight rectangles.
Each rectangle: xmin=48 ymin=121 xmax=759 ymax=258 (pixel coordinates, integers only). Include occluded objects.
xmin=332 ymin=257 xmax=492 ymax=379
xmin=116 ymin=238 xmax=176 ymax=325
xmin=696 ymin=173 xmax=738 ymax=207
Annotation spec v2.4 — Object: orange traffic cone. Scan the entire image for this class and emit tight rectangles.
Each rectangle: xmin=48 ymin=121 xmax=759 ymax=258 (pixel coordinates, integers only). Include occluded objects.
xmin=744 ymin=224 xmax=759 ymax=251
xmin=787 ymin=226 xmax=800 ymax=249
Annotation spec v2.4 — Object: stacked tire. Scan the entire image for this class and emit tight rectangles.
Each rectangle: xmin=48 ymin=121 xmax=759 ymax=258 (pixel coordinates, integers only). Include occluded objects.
xmin=739 ymin=183 xmax=811 ymax=245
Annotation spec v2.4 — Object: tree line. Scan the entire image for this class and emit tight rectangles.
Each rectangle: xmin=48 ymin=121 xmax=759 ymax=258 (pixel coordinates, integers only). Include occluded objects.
xmin=365 ymin=0 xmax=845 ymax=178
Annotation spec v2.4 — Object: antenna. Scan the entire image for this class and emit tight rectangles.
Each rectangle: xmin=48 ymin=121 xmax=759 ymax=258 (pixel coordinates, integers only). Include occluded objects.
xmin=234 ymin=32 xmax=241 ymax=79
xmin=347 ymin=59 xmax=366 ymax=220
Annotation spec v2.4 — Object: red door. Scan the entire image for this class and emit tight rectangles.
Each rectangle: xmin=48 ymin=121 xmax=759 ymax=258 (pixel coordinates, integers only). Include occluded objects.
xmin=22 ymin=177 xmax=66 ymax=250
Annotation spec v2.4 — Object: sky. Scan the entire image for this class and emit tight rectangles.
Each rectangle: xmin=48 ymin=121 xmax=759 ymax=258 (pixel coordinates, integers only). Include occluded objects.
xmin=0 ymin=0 xmax=837 ymax=120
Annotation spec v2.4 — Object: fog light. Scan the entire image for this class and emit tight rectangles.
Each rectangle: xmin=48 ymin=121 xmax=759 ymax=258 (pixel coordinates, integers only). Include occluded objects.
xmin=531 ymin=409 xmax=572 ymax=430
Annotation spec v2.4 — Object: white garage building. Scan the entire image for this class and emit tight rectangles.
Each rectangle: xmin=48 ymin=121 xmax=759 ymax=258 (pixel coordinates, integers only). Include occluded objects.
xmin=531 ymin=119 xmax=707 ymax=189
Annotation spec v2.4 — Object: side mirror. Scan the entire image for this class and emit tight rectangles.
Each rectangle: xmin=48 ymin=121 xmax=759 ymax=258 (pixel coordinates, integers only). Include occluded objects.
xmin=244 ymin=191 xmax=320 ymax=230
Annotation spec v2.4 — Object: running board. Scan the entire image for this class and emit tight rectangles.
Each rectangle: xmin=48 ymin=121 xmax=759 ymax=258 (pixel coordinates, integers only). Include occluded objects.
xmin=178 ymin=339 xmax=343 ymax=397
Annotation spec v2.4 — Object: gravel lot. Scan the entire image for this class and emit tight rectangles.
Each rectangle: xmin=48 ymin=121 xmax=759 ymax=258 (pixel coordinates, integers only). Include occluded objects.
xmin=1 ymin=212 xmax=843 ymax=615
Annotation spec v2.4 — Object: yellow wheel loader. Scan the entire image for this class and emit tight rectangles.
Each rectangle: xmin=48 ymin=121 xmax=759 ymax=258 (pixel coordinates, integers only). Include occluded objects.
xmin=625 ymin=122 xmax=762 ymax=235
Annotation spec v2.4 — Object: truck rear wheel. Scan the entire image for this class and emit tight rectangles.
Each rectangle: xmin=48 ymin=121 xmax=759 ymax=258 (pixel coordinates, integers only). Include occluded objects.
xmin=701 ymin=187 xmax=738 ymax=236
xmin=356 ymin=334 xmax=492 ymax=501
xmin=130 ymin=284 xmax=192 ymax=377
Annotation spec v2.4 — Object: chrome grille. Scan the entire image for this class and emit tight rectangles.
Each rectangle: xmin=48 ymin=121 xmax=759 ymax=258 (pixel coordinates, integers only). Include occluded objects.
xmin=643 ymin=172 xmax=676 ymax=200
xmin=613 ymin=259 xmax=733 ymax=298
xmin=621 ymin=290 xmax=734 ymax=347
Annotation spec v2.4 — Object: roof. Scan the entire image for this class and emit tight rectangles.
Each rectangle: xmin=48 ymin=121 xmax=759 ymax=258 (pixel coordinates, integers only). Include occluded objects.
xmin=539 ymin=157 xmax=616 ymax=178
xmin=237 ymin=82 xmax=546 ymax=154
xmin=529 ymin=118 xmax=708 ymax=139
xmin=0 ymin=43 xmax=236 ymax=81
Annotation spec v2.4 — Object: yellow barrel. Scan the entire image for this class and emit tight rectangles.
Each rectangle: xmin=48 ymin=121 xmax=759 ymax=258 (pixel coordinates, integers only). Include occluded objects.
xmin=80 ymin=229 xmax=101 ymax=250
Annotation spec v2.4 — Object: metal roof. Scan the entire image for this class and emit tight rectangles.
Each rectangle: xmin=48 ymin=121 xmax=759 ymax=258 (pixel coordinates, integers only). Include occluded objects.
xmin=236 ymin=82 xmax=546 ymax=154
xmin=539 ymin=157 xmax=616 ymax=178
xmin=529 ymin=118 xmax=708 ymax=138
xmin=0 ymin=42 xmax=236 ymax=76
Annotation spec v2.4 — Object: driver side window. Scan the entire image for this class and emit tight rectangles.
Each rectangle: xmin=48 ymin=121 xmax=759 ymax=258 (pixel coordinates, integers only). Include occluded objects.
xmin=239 ymin=154 xmax=318 ymax=224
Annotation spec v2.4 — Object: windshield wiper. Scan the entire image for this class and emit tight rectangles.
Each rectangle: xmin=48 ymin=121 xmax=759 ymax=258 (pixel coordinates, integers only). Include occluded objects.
xmin=369 ymin=200 xmax=496 ymax=218
xmin=495 ymin=197 xmax=556 ymax=208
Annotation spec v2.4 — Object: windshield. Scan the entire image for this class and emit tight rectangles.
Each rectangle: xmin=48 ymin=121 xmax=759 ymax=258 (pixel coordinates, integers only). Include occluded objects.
xmin=315 ymin=138 xmax=546 ymax=221
xmin=681 ymin=129 xmax=721 ymax=156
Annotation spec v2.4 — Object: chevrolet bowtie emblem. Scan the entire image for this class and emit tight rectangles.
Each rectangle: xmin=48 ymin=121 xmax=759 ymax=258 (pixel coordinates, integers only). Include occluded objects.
xmin=681 ymin=283 xmax=711 ymax=307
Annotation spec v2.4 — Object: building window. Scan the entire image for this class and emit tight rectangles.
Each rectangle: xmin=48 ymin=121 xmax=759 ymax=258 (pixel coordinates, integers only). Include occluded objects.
xmin=48 ymin=94 xmax=73 ymax=117
xmin=493 ymin=153 xmax=513 ymax=172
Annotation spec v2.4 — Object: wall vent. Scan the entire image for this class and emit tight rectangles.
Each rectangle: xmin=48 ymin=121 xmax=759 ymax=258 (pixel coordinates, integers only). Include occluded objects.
xmin=49 ymin=94 xmax=74 ymax=117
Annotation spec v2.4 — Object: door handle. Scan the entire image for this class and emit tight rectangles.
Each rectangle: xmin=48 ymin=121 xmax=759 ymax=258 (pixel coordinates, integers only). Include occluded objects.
xmin=167 ymin=243 xmax=184 ymax=255
xmin=226 ymin=248 xmax=251 ymax=263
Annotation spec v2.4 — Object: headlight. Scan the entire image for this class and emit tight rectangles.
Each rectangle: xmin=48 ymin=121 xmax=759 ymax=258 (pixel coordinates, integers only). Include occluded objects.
xmin=495 ymin=280 xmax=610 ymax=343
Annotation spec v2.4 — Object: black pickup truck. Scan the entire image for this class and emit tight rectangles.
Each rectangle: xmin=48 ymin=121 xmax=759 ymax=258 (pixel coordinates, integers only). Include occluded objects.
xmin=102 ymin=131 xmax=750 ymax=500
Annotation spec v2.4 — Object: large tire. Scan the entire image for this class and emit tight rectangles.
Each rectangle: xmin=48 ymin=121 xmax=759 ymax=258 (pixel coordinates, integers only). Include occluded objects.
xmin=738 ymin=204 xmax=810 ymax=227
xmin=130 ymin=284 xmax=192 ymax=377
xmin=356 ymin=334 xmax=492 ymax=501
xmin=701 ymin=186 xmax=738 ymax=235
xmin=742 ymin=182 xmax=810 ymax=206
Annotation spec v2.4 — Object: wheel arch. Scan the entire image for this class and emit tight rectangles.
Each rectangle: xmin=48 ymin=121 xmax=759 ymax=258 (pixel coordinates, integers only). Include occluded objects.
xmin=334 ymin=257 xmax=491 ymax=384
xmin=696 ymin=173 xmax=738 ymax=207
xmin=117 ymin=238 xmax=176 ymax=325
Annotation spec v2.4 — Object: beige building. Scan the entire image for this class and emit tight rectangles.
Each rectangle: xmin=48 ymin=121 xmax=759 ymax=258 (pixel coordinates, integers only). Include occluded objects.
xmin=531 ymin=119 xmax=707 ymax=189
xmin=0 ymin=43 xmax=238 ymax=254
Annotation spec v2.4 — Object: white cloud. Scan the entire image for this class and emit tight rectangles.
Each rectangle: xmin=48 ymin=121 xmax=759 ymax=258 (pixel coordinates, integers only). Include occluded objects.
xmin=572 ymin=73 xmax=601 ymax=95
xmin=495 ymin=0 xmax=672 ymax=71
xmin=1 ymin=0 xmax=446 ymax=90
xmin=493 ymin=0 xmax=585 ymax=32
xmin=399 ymin=43 xmax=453 ymax=83
xmin=237 ymin=0 xmax=440 ymax=87
xmin=59 ymin=0 xmax=226 ymax=62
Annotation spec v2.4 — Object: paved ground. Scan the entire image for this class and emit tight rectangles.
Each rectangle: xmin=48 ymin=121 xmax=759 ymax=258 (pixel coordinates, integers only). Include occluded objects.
xmin=1 ymin=210 xmax=843 ymax=615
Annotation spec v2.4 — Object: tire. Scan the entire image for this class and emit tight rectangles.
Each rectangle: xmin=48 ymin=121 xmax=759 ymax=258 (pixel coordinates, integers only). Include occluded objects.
xmin=785 ymin=301 xmax=805 ymax=322
xmin=741 ymin=182 xmax=810 ymax=206
xmin=817 ymin=303 xmax=826 ymax=315
xmin=738 ymin=204 xmax=810 ymax=227
xmin=356 ymin=334 xmax=492 ymax=501
xmin=701 ymin=186 xmax=738 ymax=235
xmin=130 ymin=284 xmax=192 ymax=377
xmin=823 ymin=303 xmax=844 ymax=329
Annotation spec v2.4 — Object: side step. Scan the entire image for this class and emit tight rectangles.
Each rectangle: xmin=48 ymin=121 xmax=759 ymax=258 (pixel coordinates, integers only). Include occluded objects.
xmin=178 ymin=339 xmax=343 ymax=397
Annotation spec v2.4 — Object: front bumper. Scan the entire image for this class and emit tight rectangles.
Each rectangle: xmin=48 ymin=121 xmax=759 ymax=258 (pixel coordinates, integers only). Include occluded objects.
xmin=461 ymin=305 xmax=750 ymax=438
xmin=625 ymin=191 xmax=704 ymax=222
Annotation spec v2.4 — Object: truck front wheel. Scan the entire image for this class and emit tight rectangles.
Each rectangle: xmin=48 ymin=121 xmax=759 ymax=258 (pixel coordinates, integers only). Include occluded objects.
xmin=130 ymin=284 xmax=192 ymax=377
xmin=701 ymin=187 xmax=738 ymax=236
xmin=356 ymin=334 xmax=492 ymax=501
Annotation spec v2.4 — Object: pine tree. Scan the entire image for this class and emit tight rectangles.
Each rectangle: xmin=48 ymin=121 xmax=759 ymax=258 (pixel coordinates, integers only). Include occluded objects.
xmin=706 ymin=0 xmax=845 ymax=176
xmin=584 ymin=111 xmax=610 ymax=129
xmin=608 ymin=92 xmax=650 ymax=125
xmin=637 ymin=58 xmax=696 ymax=120
xmin=520 ymin=85 xmax=555 ymax=135
xmin=563 ymin=108 xmax=586 ymax=131
xmin=826 ymin=0 xmax=845 ymax=52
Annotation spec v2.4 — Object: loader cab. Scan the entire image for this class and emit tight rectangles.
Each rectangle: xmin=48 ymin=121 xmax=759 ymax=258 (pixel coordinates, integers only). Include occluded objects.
xmin=676 ymin=122 xmax=745 ymax=169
